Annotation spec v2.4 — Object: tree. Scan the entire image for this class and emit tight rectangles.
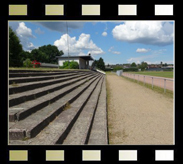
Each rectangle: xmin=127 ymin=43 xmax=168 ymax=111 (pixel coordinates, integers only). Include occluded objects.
xmin=92 ymin=60 xmax=97 ymax=67
xmin=131 ymin=62 xmax=137 ymax=67
xmin=138 ymin=61 xmax=148 ymax=71
xmin=31 ymin=49 xmax=48 ymax=62
xmin=38 ymin=44 xmax=64 ymax=63
xmin=163 ymin=63 xmax=168 ymax=66
xmin=97 ymin=57 xmax=105 ymax=71
xmin=9 ymin=27 xmax=23 ymax=67
xmin=20 ymin=51 xmax=32 ymax=63
xmin=29 ymin=44 xmax=64 ymax=63
xmin=92 ymin=58 xmax=105 ymax=71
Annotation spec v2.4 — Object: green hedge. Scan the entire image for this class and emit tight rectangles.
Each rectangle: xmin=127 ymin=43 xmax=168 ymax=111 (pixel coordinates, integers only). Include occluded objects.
xmin=123 ymin=67 xmax=138 ymax=72
xmin=113 ymin=66 xmax=123 ymax=72
xmin=23 ymin=58 xmax=33 ymax=68
xmin=59 ymin=61 xmax=79 ymax=69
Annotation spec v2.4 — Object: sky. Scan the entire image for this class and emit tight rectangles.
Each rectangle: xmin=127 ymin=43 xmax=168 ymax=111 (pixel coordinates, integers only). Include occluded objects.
xmin=9 ymin=21 xmax=174 ymax=65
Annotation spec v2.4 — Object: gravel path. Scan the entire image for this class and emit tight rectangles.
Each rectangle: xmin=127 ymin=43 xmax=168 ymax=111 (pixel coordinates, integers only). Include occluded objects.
xmin=107 ymin=73 xmax=174 ymax=145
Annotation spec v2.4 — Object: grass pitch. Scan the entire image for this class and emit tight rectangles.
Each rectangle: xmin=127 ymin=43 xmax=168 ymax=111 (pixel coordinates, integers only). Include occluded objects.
xmin=127 ymin=71 xmax=173 ymax=78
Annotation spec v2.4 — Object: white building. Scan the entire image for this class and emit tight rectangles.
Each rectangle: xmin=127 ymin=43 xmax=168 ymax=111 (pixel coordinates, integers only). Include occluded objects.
xmin=56 ymin=55 xmax=94 ymax=69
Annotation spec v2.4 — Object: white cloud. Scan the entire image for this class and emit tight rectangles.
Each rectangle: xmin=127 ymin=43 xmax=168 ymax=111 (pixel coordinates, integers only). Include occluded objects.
xmin=128 ymin=48 xmax=171 ymax=64
xmin=108 ymin=46 xmax=121 ymax=54
xmin=16 ymin=22 xmax=36 ymax=51
xmin=153 ymin=49 xmax=167 ymax=54
xmin=101 ymin=22 xmax=108 ymax=37
xmin=136 ymin=48 xmax=151 ymax=53
xmin=113 ymin=51 xmax=121 ymax=55
xmin=54 ymin=33 xmax=104 ymax=56
xmin=112 ymin=21 xmax=173 ymax=46
xmin=108 ymin=46 xmax=114 ymax=52
xmin=102 ymin=32 xmax=107 ymax=36
xmin=35 ymin=28 xmax=44 ymax=34
xmin=16 ymin=22 xmax=35 ymax=38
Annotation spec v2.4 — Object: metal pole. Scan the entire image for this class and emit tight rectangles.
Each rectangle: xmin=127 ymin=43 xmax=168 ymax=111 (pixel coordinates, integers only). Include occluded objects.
xmin=66 ymin=21 xmax=70 ymax=68
xmin=152 ymin=77 xmax=153 ymax=89
xmin=164 ymin=79 xmax=166 ymax=93
xmin=138 ymin=75 xmax=139 ymax=83
xmin=144 ymin=76 xmax=145 ymax=85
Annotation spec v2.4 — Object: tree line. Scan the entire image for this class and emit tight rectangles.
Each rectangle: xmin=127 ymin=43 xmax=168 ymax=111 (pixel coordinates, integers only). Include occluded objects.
xmin=91 ymin=58 xmax=149 ymax=72
xmin=111 ymin=62 xmax=148 ymax=72
xmin=9 ymin=27 xmax=64 ymax=67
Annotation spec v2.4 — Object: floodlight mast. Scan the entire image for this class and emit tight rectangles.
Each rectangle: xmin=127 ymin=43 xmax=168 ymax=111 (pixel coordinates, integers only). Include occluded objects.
xmin=66 ymin=21 xmax=70 ymax=68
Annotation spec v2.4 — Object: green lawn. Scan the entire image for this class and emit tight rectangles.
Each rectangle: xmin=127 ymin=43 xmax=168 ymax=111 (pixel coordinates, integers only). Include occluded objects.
xmin=126 ymin=71 xmax=173 ymax=78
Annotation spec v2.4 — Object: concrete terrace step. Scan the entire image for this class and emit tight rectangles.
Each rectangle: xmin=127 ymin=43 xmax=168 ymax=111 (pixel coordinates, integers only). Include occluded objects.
xmin=62 ymin=77 xmax=104 ymax=145
xmin=9 ymin=71 xmax=79 ymax=78
xmin=9 ymin=71 xmax=95 ymax=83
xmin=9 ymin=72 xmax=78 ymax=84
xmin=9 ymin=73 xmax=96 ymax=107
xmin=9 ymin=75 xmax=102 ymax=141
xmin=9 ymin=70 xmax=49 ymax=73
xmin=9 ymin=72 xmax=95 ymax=94
xmin=9 ymin=74 xmax=100 ymax=122
xmin=27 ymin=75 xmax=103 ymax=145
xmin=88 ymin=77 xmax=108 ymax=145
xmin=9 ymin=69 xmax=91 ymax=74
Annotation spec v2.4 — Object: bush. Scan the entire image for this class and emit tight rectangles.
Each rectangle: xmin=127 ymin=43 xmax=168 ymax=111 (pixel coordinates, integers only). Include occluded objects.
xmin=163 ymin=68 xmax=173 ymax=71
xmin=123 ymin=67 xmax=138 ymax=72
xmin=113 ymin=66 xmax=123 ymax=72
xmin=23 ymin=58 xmax=33 ymax=68
xmin=60 ymin=61 xmax=79 ymax=69
xmin=31 ymin=60 xmax=41 ymax=68
xmin=69 ymin=61 xmax=79 ymax=69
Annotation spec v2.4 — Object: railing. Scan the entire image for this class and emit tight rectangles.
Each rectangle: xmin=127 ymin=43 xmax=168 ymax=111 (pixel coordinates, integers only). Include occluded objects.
xmin=96 ymin=69 xmax=106 ymax=74
xmin=40 ymin=63 xmax=59 ymax=68
xmin=122 ymin=72 xmax=174 ymax=93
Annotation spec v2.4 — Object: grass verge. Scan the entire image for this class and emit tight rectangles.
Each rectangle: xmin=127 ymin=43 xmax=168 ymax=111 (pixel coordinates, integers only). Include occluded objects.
xmin=63 ymin=102 xmax=71 ymax=111
xmin=106 ymin=74 xmax=113 ymax=144
xmin=126 ymin=71 xmax=173 ymax=78
xmin=122 ymin=75 xmax=173 ymax=99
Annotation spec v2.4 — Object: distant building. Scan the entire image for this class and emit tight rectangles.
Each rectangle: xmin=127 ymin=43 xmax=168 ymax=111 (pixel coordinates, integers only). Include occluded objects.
xmin=56 ymin=55 xmax=94 ymax=69
xmin=161 ymin=65 xmax=174 ymax=69
xmin=147 ymin=64 xmax=174 ymax=71
xmin=147 ymin=64 xmax=161 ymax=69
xmin=122 ymin=63 xmax=131 ymax=68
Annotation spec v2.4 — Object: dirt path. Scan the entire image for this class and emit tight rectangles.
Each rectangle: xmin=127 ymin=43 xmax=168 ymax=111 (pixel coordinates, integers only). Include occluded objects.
xmin=107 ymin=73 xmax=174 ymax=145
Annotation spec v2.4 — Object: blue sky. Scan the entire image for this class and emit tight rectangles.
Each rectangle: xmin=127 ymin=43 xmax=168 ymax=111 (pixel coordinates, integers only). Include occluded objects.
xmin=9 ymin=21 xmax=174 ymax=65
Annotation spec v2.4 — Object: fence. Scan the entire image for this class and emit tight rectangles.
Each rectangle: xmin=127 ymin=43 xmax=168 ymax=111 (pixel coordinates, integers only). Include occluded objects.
xmin=122 ymin=72 xmax=174 ymax=93
xmin=40 ymin=63 xmax=59 ymax=68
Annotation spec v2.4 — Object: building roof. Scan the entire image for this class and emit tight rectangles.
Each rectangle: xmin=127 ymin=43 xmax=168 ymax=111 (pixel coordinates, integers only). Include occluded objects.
xmin=56 ymin=55 xmax=94 ymax=60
